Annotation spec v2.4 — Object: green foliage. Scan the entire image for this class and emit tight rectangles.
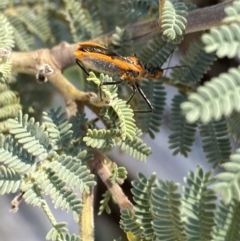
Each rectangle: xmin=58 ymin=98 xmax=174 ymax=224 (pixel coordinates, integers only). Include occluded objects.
xmin=98 ymin=190 xmax=114 ymax=215
xmin=110 ymin=165 xmax=128 ymax=183
xmin=168 ymin=93 xmax=197 ymax=157
xmin=120 ymin=173 xmax=186 ymax=241
xmin=120 ymin=208 xmax=143 ymax=239
xmin=138 ymin=35 xmax=177 ymax=68
xmin=2 ymin=0 xmax=240 ymax=240
xmin=136 ymin=80 xmax=166 ymax=138
xmin=202 ymin=23 xmax=240 ymax=58
xmin=121 ymin=0 xmax=157 ymax=21
xmin=132 ymin=172 xmax=156 ymax=239
xmin=43 ymin=108 xmax=73 ymax=149
xmin=0 ymin=165 xmax=21 ymax=194
xmin=7 ymin=111 xmax=51 ymax=159
xmin=181 ymin=68 xmax=240 ymax=124
xmin=0 ymin=15 xmax=20 ymax=125
xmin=211 ymin=200 xmax=240 ymax=241
xmin=62 ymin=0 xmax=92 ymax=42
xmin=227 ymin=110 xmax=240 ymax=142
xmin=0 ymin=110 xmax=95 ymax=240
xmin=46 ymin=223 xmax=81 ymax=241
xmin=199 ymin=118 xmax=231 ymax=168
xmin=182 ymin=166 xmax=216 ymax=241
xmin=0 ymin=14 xmax=14 ymax=82
xmin=118 ymin=128 xmax=152 ymax=162
xmin=223 ymin=0 xmax=240 ymax=23
xmin=83 ymin=129 xmax=117 ymax=149
xmin=87 ymin=72 xmax=118 ymax=99
xmin=38 ymin=168 xmax=83 ymax=222
xmin=152 ymin=180 xmax=186 ymax=241
xmin=109 ymin=27 xmax=133 ymax=56
xmin=0 ymin=87 xmax=21 ymax=124
xmin=160 ymin=0 xmax=188 ymax=41
xmin=202 ymin=0 xmax=240 ymax=58
xmin=171 ymin=39 xmax=216 ymax=84
xmin=214 ymin=148 xmax=240 ymax=204
xmin=86 ymin=72 xmax=138 ymax=142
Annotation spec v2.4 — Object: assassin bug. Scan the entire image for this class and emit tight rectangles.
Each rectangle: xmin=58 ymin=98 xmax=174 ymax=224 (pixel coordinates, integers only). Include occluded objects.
xmin=74 ymin=42 xmax=164 ymax=113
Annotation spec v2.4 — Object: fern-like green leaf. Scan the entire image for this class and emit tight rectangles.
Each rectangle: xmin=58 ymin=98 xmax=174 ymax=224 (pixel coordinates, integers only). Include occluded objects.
xmin=62 ymin=0 xmax=91 ymax=42
xmin=0 ymin=165 xmax=22 ymax=194
xmin=131 ymin=173 xmax=156 ymax=239
xmin=214 ymin=148 xmax=240 ymax=204
xmin=7 ymin=14 xmax=34 ymax=50
xmin=182 ymin=166 xmax=216 ymax=240
xmin=88 ymin=5 xmax=103 ymax=38
xmin=83 ymin=129 xmax=117 ymax=149
xmin=120 ymin=209 xmax=142 ymax=239
xmin=199 ymin=118 xmax=231 ymax=168
xmin=223 ymin=0 xmax=240 ymax=23
xmin=169 ymin=93 xmax=197 ymax=157
xmin=138 ymin=35 xmax=177 ymax=68
xmin=69 ymin=112 xmax=88 ymax=140
xmin=22 ymin=182 xmax=44 ymax=208
xmin=46 ymin=223 xmax=69 ymax=241
xmin=99 ymin=105 xmax=121 ymax=129
xmin=171 ymin=39 xmax=216 ymax=84
xmin=0 ymin=90 xmax=19 ymax=107
xmin=151 ymin=179 xmax=186 ymax=241
xmin=0 ymin=14 xmax=14 ymax=83
xmin=181 ymin=68 xmax=240 ymax=123
xmin=202 ymin=1 xmax=240 ymax=58
xmin=87 ymin=72 xmax=118 ymax=99
xmin=121 ymin=0 xmax=156 ymax=21
xmin=136 ymin=80 xmax=166 ymax=138
xmin=43 ymin=108 xmax=73 ymax=149
xmin=0 ymin=86 xmax=21 ymax=123
xmin=202 ymin=23 xmax=240 ymax=58
xmin=0 ymin=104 xmax=22 ymax=121
xmin=48 ymin=154 xmax=96 ymax=193
xmin=110 ymin=165 xmax=128 ymax=183
xmin=38 ymin=168 xmax=82 ymax=220
xmin=109 ymin=27 xmax=133 ymax=56
xmin=118 ymin=129 xmax=152 ymax=162
xmin=227 ymin=110 xmax=240 ymax=142
xmin=111 ymin=98 xmax=136 ymax=141
xmin=98 ymin=190 xmax=112 ymax=215
xmin=211 ymin=200 xmax=240 ymax=241
xmin=7 ymin=111 xmax=52 ymax=159
xmin=160 ymin=0 xmax=188 ymax=41
xmin=0 ymin=134 xmax=35 ymax=172
xmin=14 ymin=8 xmax=51 ymax=43
xmin=0 ymin=14 xmax=15 ymax=49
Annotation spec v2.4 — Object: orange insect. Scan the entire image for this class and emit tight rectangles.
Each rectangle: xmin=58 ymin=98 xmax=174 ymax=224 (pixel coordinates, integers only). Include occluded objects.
xmin=74 ymin=42 xmax=164 ymax=113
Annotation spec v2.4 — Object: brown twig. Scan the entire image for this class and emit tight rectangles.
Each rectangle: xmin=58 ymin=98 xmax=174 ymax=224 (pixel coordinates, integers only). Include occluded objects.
xmin=93 ymin=0 xmax=234 ymax=43
xmin=80 ymin=188 xmax=95 ymax=241
xmin=92 ymin=151 xmax=134 ymax=211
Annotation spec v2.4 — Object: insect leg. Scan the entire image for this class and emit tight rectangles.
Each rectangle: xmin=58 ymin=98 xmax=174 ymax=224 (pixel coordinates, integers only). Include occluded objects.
xmin=128 ymin=82 xmax=153 ymax=113
xmin=126 ymin=83 xmax=137 ymax=104
xmin=76 ymin=59 xmax=90 ymax=76
xmin=135 ymin=82 xmax=153 ymax=113
xmin=99 ymin=78 xmax=124 ymax=100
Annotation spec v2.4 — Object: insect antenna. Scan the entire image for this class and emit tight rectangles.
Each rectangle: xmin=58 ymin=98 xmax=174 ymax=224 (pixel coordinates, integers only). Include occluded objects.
xmin=162 ymin=65 xmax=196 ymax=82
